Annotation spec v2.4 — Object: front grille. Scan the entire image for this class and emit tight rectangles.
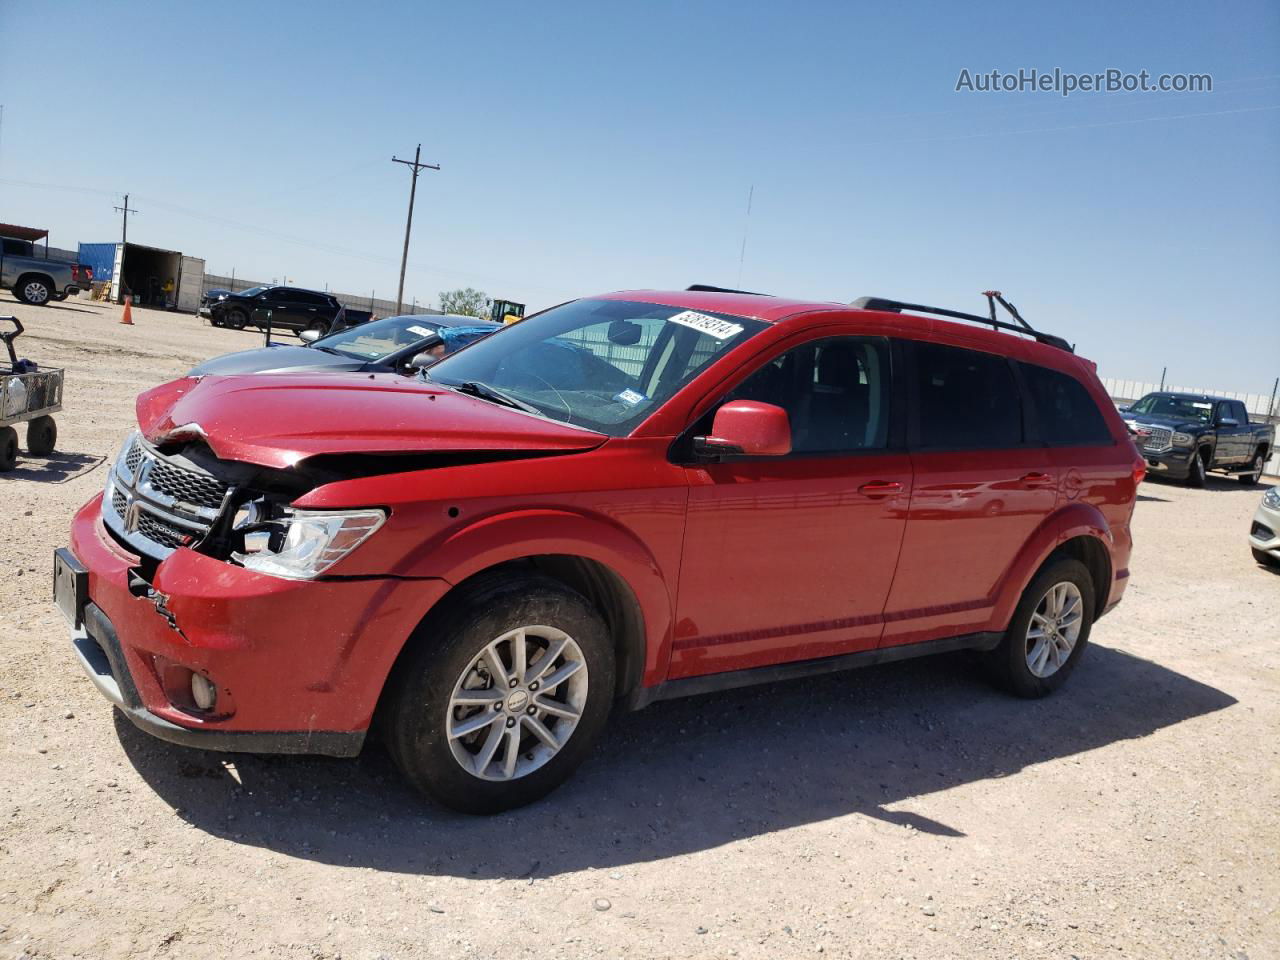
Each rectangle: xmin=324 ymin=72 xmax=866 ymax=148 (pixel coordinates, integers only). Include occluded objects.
xmin=148 ymin=458 xmax=227 ymax=510
xmin=135 ymin=512 xmax=193 ymax=550
xmin=103 ymin=433 xmax=231 ymax=559
xmin=1137 ymin=425 xmax=1173 ymax=453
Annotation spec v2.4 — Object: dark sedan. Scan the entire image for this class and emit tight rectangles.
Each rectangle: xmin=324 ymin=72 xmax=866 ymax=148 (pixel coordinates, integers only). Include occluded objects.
xmin=188 ymin=313 xmax=501 ymax=377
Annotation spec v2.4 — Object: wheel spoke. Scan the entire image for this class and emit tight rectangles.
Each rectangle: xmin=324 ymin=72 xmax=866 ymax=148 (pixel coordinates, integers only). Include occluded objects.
xmin=501 ymin=726 xmax=520 ymax=779
xmin=526 ymin=635 xmax=569 ymax=683
xmin=524 ymin=714 xmax=560 ymax=750
xmin=1028 ymin=638 xmax=1049 ymax=675
xmin=451 ymin=688 xmax=503 ymax=707
xmin=534 ymin=696 xmax=580 ymax=721
xmin=512 ymin=629 xmax=528 ymax=683
xmin=539 ymin=658 xmax=583 ymax=692
xmin=473 ymin=720 xmax=505 ymax=773
xmin=450 ymin=709 xmax=500 ymax=740
xmin=483 ymin=646 xmax=511 ymax=688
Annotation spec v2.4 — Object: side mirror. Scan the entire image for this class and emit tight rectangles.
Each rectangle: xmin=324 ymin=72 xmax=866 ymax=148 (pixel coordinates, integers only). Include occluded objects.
xmin=299 ymin=329 xmax=321 ymax=344
xmin=693 ymin=400 xmax=791 ymax=459
xmin=409 ymin=352 xmax=436 ymax=370
xmin=1218 ymin=417 xmax=1238 ymax=427
xmin=1117 ymin=405 xmax=1130 ymax=413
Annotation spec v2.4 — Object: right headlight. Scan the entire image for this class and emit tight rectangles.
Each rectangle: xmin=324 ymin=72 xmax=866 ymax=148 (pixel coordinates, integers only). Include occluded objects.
xmin=1171 ymin=432 xmax=1193 ymax=446
xmin=1264 ymin=487 xmax=1280 ymax=509
xmin=231 ymin=507 xmax=386 ymax=580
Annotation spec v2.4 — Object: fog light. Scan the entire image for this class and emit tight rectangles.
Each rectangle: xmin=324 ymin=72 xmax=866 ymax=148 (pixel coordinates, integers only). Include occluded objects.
xmin=191 ymin=673 xmax=217 ymax=711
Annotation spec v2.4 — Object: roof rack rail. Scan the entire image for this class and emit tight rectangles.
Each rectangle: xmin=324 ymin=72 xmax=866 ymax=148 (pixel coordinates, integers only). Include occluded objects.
xmin=686 ymin=284 xmax=773 ymax=297
xmin=850 ymin=291 xmax=1073 ymax=353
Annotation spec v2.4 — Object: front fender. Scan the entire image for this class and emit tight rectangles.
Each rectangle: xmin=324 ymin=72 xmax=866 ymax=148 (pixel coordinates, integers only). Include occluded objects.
xmin=399 ymin=507 xmax=675 ymax=688
xmin=989 ymin=501 xmax=1114 ymax=630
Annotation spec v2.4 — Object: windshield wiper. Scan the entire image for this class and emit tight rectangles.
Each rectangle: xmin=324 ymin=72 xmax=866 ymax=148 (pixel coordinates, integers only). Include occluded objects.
xmin=453 ymin=380 xmax=540 ymax=415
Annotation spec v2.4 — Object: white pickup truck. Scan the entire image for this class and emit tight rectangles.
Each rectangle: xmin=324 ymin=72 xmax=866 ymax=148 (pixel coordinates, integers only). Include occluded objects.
xmin=0 ymin=237 xmax=92 ymax=305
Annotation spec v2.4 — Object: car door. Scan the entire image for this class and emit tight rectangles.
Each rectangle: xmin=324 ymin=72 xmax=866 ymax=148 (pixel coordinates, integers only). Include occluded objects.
xmin=670 ymin=335 xmax=912 ymax=680
xmin=881 ymin=340 xmax=1057 ymax=648
xmin=1215 ymin=401 xmax=1250 ymax=463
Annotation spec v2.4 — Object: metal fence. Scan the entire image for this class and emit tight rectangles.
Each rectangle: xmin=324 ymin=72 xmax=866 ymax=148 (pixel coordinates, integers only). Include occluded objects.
xmin=200 ymin=274 xmax=441 ymax=318
xmin=1102 ymin=376 xmax=1279 ymax=477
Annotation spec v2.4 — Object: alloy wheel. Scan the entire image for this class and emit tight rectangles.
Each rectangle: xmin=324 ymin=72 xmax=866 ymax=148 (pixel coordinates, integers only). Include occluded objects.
xmin=1025 ymin=581 xmax=1083 ymax=678
xmin=23 ymin=281 xmax=49 ymax=304
xmin=445 ymin=626 xmax=588 ymax=781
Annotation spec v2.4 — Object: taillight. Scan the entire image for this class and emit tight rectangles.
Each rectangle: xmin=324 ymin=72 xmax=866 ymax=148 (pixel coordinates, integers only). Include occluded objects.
xmin=84 ymin=265 xmax=93 ymax=281
xmin=1133 ymin=458 xmax=1147 ymax=485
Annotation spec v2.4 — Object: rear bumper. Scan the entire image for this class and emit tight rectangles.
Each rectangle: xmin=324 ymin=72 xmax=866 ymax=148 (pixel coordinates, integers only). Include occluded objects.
xmin=61 ymin=495 xmax=450 ymax=754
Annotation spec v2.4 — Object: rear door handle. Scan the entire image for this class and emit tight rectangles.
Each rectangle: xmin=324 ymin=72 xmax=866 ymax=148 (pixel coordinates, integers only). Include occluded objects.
xmin=1020 ymin=472 xmax=1056 ymax=488
xmin=858 ymin=480 xmax=903 ymax=497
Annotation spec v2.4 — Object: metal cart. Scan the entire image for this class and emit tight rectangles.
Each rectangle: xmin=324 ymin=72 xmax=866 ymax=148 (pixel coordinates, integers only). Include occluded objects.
xmin=1 ymin=317 xmax=64 ymax=471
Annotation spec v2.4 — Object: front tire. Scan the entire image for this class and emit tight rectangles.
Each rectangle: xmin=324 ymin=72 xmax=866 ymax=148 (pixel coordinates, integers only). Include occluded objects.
xmin=222 ymin=309 xmax=247 ymax=330
xmin=987 ymin=557 xmax=1095 ymax=698
xmin=25 ymin=416 xmax=56 ymax=456
xmin=1185 ymin=448 xmax=1207 ymax=488
xmin=383 ymin=573 xmax=615 ymax=814
xmin=15 ymin=276 xmax=52 ymax=306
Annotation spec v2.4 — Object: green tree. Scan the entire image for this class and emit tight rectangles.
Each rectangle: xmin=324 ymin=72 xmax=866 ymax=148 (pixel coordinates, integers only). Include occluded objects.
xmin=438 ymin=288 xmax=492 ymax=319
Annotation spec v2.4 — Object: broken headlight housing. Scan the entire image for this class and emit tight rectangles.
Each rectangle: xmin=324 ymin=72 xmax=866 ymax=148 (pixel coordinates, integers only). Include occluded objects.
xmin=231 ymin=506 xmax=386 ymax=580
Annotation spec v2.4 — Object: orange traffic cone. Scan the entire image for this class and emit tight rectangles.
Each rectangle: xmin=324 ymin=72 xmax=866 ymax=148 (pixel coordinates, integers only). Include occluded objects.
xmin=120 ymin=295 xmax=133 ymax=325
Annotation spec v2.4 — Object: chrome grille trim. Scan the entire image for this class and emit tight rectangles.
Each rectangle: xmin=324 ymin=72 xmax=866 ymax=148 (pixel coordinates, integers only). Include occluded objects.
xmin=1132 ymin=422 xmax=1173 ymax=455
xmin=102 ymin=433 xmax=231 ymax=559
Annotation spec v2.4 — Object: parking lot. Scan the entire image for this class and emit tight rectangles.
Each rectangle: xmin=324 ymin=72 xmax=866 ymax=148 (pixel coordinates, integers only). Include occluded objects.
xmin=1 ymin=295 xmax=1276 ymax=959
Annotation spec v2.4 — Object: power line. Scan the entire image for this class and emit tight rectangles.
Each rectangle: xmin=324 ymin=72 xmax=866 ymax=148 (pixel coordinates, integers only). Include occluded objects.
xmin=391 ymin=144 xmax=440 ymax=315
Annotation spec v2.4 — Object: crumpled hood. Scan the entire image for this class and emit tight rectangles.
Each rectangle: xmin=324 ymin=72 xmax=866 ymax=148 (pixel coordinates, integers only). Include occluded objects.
xmin=188 ymin=345 xmax=364 ymax=377
xmin=136 ymin=373 xmax=606 ymax=469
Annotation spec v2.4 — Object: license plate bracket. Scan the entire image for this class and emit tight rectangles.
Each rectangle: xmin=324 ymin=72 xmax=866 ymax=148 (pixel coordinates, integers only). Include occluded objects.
xmin=53 ymin=547 xmax=88 ymax=630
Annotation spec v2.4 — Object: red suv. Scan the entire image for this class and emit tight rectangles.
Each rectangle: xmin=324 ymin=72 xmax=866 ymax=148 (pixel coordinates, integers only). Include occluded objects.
xmin=56 ymin=287 xmax=1142 ymax=812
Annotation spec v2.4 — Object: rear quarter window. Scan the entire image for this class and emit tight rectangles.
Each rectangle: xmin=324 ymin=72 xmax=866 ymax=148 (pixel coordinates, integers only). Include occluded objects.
xmin=1020 ymin=362 xmax=1113 ymax=446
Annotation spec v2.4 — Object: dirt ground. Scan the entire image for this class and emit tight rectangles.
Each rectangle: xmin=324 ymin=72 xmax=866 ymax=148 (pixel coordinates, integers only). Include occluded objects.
xmin=0 ymin=293 xmax=1276 ymax=960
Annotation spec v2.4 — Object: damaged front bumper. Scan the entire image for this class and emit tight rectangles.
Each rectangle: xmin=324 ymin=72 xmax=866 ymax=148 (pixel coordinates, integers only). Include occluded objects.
xmin=57 ymin=495 xmax=450 ymax=756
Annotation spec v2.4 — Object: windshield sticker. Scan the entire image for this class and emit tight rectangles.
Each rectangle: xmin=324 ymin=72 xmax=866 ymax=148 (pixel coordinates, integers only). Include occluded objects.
xmin=615 ymin=388 xmax=648 ymax=406
xmin=666 ymin=310 xmax=744 ymax=341
xmin=407 ymin=325 xmax=435 ymax=338
xmin=1191 ymin=402 xmax=1212 ymax=409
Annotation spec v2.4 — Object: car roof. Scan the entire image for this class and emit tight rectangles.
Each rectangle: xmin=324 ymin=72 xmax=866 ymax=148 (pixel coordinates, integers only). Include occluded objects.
xmin=594 ymin=289 xmax=1084 ymax=367
xmin=1146 ymin=391 xmax=1227 ymax=402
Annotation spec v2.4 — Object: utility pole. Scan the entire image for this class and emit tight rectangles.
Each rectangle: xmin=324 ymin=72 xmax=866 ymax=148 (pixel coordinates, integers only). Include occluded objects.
xmin=113 ymin=193 xmax=138 ymax=303
xmin=392 ymin=144 xmax=439 ymax=315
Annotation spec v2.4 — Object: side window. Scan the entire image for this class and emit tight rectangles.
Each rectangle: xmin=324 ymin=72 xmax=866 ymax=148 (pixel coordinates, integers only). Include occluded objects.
xmin=726 ymin=337 xmax=890 ymax=453
xmin=912 ymin=342 xmax=1022 ymax=450
xmin=1020 ymin=362 xmax=1112 ymax=446
xmin=2 ymin=239 xmax=28 ymax=256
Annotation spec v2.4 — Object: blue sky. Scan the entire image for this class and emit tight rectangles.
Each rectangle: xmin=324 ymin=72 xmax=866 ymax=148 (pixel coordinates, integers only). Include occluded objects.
xmin=2 ymin=0 xmax=1277 ymax=388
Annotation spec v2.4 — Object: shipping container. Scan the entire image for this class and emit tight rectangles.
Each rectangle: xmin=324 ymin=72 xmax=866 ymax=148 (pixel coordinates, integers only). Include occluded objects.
xmin=77 ymin=242 xmax=205 ymax=313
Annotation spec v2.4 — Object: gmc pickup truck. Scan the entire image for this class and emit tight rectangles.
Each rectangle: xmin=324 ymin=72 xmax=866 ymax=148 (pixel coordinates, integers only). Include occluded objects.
xmin=0 ymin=237 xmax=92 ymax=305
xmin=1121 ymin=392 xmax=1274 ymax=486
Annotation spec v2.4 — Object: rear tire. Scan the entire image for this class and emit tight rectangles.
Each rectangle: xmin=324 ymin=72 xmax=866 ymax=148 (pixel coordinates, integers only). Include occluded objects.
xmin=986 ymin=557 xmax=1095 ymax=698
xmin=1238 ymin=450 xmax=1265 ymax=485
xmin=382 ymin=572 xmax=615 ymax=814
xmin=1254 ymin=547 xmax=1279 ymax=569
xmin=0 ymin=427 xmax=17 ymax=471
xmin=25 ymin=416 xmax=56 ymax=456
xmin=1185 ymin=448 xmax=1207 ymax=488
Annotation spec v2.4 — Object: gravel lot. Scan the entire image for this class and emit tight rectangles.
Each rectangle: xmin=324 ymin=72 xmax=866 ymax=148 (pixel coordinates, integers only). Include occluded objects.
xmin=1 ymin=293 xmax=1277 ymax=960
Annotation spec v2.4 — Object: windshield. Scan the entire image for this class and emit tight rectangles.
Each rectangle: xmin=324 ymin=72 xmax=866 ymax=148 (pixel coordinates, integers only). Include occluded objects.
xmin=236 ymin=285 xmax=270 ymax=298
xmin=313 ymin=314 xmax=449 ymax=361
xmin=1130 ymin=394 xmax=1214 ymax=422
xmin=427 ymin=298 xmax=766 ymax=435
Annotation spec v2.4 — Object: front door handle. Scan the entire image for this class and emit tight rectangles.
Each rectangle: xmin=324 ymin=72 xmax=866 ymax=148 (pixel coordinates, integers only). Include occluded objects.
xmin=858 ymin=480 xmax=903 ymax=497
xmin=1020 ymin=472 xmax=1056 ymax=488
